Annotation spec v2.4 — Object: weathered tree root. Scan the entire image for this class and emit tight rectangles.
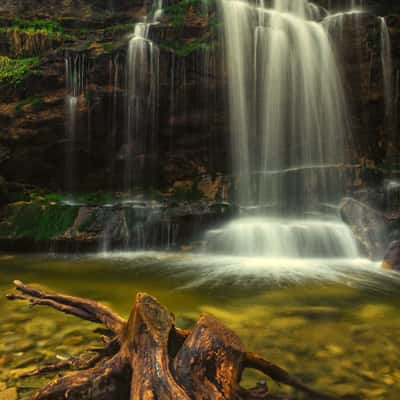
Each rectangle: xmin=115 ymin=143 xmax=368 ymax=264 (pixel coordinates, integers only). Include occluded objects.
xmin=7 ymin=280 xmax=338 ymax=400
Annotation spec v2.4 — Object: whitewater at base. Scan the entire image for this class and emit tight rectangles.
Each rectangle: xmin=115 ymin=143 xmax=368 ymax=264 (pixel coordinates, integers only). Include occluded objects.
xmin=91 ymin=250 xmax=393 ymax=291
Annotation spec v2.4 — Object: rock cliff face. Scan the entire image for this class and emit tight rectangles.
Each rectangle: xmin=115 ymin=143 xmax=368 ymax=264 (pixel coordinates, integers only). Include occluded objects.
xmin=0 ymin=0 xmax=398 ymax=192
xmin=1 ymin=0 xmax=400 ymax=250
xmin=0 ymin=0 xmax=227 ymax=194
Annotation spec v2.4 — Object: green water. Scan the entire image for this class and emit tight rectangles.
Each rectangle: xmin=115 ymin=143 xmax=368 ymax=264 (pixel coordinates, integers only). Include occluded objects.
xmin=0 ymin=253 xmax=400 ymax=399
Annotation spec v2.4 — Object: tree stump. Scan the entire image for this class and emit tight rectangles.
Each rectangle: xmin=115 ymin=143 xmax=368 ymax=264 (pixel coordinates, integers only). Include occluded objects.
xmin=7 ymin=281 xmax=337 ymax=400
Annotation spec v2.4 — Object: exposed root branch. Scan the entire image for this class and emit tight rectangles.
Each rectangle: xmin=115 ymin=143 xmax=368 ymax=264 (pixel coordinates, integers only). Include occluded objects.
xmin=7 ymin=281 xmax=339 ymax=400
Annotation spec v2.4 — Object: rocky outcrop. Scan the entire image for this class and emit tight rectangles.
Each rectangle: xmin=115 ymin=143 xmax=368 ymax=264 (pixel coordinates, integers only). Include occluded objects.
xmin=0 ymin=2 xmax=398 ymax=196
xmin=0 ymin=197 xmax=236 ymax=251
xmin=340 ymin=197 xmax=387 ymax=259
xmin=382 ymin=239 xmax=400 ymax=270
xmin=0 ymin=0 xmax=226 ymax=192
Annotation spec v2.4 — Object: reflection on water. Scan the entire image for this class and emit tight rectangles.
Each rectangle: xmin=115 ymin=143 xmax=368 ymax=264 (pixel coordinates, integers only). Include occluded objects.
xmin=0 ymin=252 xmax=400 ymax=399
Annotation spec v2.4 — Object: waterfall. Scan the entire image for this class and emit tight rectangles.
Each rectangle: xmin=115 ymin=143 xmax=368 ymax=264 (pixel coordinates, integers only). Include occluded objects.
xmin=205 ymin=218 xmax=359 ymax=258
xmin=65 ymin=52 xmax=87 ymax=192
xmin=384 ymin=180 xmax=400 ymax=211
xmin=380 ymin=16 xmax=394 ymax=152
xmin=221 ymin=0 xmax=351 ymax=211
xmin=124 ymin=23 xmax=160 ymax=191
xmin=208 ymin=0 xmax=361 ymax=259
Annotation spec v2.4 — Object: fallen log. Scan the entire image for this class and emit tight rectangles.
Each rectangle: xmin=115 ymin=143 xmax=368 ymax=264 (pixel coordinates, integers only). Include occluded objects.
xmin=7 ymin=280 xmax=337 ymax=400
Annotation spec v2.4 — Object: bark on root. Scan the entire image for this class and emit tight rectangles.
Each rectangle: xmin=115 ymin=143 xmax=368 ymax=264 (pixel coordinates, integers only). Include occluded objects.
xmin=7 ymin=280 xmax=338 ymax=400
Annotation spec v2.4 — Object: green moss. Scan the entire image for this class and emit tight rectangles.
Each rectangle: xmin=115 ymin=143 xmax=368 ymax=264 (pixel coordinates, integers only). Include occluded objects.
xmin=0 ymin=18 xmax=66 ymax=38
xmin=162 ymin=0 xmax=214 ymax=29
xmin=102 ymin=42 xmax=116 ymax=53
xmin=173 ymin=183 xmax=204 ymax=201
xmin=15 ymin=96 xmax=44 ymax=115
xmin=160 ymin=38 xmax=212 ymax=56
xmin=0 ymin=56 xmax=41 ymax=87
xmin=76 ymin=192 xmax=116 ymax=204
xmin=41 ymin=193 xmax=65 ymax=202
xmin=36 ymin=205 xmax=78 ymax=240
xmin=0 ymin=202 xmax=78 ymax=241
xmin=160 ymin=0 xmax=220 ymax=57
xmin=38 ymin=191 xmax=118 ymax=205
xmin=103 ymin=23 xmax=136 ymax=35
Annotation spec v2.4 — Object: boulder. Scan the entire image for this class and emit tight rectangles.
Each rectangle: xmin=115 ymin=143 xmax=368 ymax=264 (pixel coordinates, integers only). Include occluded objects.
xmin=340 ymin=197 xmax=387 ymax=260
xmin=382 ymin=240 xmax=400 ymax=271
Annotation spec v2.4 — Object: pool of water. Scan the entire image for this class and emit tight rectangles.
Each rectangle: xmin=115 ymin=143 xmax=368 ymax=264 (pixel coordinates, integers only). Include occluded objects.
xmin=0 ymin=252 xmax=400 ymax=399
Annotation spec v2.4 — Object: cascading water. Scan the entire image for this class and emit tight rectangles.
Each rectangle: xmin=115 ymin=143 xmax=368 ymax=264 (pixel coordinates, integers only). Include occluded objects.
xmin=65 ymin=52 xmax=87 ymax=193
xmin=206 ymin=218 xmax=359 ymax=258
xmin=124 ymin=21 xmax=160 ymax=191
xmin=222 ymin=0 xmax=350 ymax=210
xmin=207 ymin=0 xmax=360 ymax=259
xmin=380 ymin=17 xmax=394 ymax=149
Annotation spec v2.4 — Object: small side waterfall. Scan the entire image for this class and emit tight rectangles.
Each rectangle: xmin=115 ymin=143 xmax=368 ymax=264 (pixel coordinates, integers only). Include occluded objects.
xmin=380 ymin=17 xmax=394 ymax=150
xmin=124 ymin=23 xmax=160 ymax=191
xmin=65 ymin=52 xmax=87 ymax=192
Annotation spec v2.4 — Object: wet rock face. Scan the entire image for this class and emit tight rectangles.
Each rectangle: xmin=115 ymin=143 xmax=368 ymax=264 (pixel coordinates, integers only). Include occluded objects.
xmin=0 ymin=0 xmax=398 ymax=197
xmin=383 ymin=240 xmax=400 ymax=270
xmin=0 ymin=0 xmax=227 ymax=193
xmin=340 ymin=197 xmax=387 ymax=259
xmin=0 ymin=0 xmax=142 ymax=19
xmin=0 ymin=199 xmax=236 ymax=252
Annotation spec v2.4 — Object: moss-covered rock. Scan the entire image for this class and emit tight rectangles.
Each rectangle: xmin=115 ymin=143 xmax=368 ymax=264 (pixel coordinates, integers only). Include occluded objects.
xmin=0 ymin=201 xmax=79 ymax=240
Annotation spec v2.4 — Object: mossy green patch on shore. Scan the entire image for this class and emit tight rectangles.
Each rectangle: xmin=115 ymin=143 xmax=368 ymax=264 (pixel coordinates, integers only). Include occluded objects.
xmin=0 ymin=202 xmax=78 ymax=241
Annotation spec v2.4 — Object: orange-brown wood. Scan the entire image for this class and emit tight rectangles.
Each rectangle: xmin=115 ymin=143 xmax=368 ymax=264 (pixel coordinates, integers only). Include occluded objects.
xmin=173 ymin=313 xmax=245 ymax=399
xmin=7 ymin=281 xmax=337 ymax=400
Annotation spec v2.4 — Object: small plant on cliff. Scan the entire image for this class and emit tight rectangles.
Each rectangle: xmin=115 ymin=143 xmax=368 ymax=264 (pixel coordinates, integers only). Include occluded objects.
xmin=160 ymin=0 xmax=220 ymax=57
xmin=163 ymin=0 xmax=215 ymax=29
xmin=159 ymin=37 xmax=212 ymax=56
xmin=0 ymin=18 xmax=66 ymax=38
xmin=0 ymin=56 xmax=40 ymax=87
xmin=104 ymin=23 xmax=136 ymax=35
xmin=15 ymin=96 xmax=44 ymax=115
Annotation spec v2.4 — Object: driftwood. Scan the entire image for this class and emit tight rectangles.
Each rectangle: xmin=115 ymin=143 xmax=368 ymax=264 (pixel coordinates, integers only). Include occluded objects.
xmin=7 ymin=280 xmax=337 ymax=400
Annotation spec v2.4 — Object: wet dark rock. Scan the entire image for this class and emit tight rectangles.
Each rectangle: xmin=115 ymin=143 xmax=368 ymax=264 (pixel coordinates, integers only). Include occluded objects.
xmin=0 ymin=146 xmax=10 ymax=164
xmin=0 ymin=198 xmax=236 ymax=252
xmin=382 ymin=240 xmax=400 ymax=271
xmin=340 ymin=197 xmax=387 ymax=259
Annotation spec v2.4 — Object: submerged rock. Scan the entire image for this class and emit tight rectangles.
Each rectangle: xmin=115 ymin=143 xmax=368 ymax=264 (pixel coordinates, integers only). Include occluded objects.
xmin=0 ymin=388 xmax=17 ymax=400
